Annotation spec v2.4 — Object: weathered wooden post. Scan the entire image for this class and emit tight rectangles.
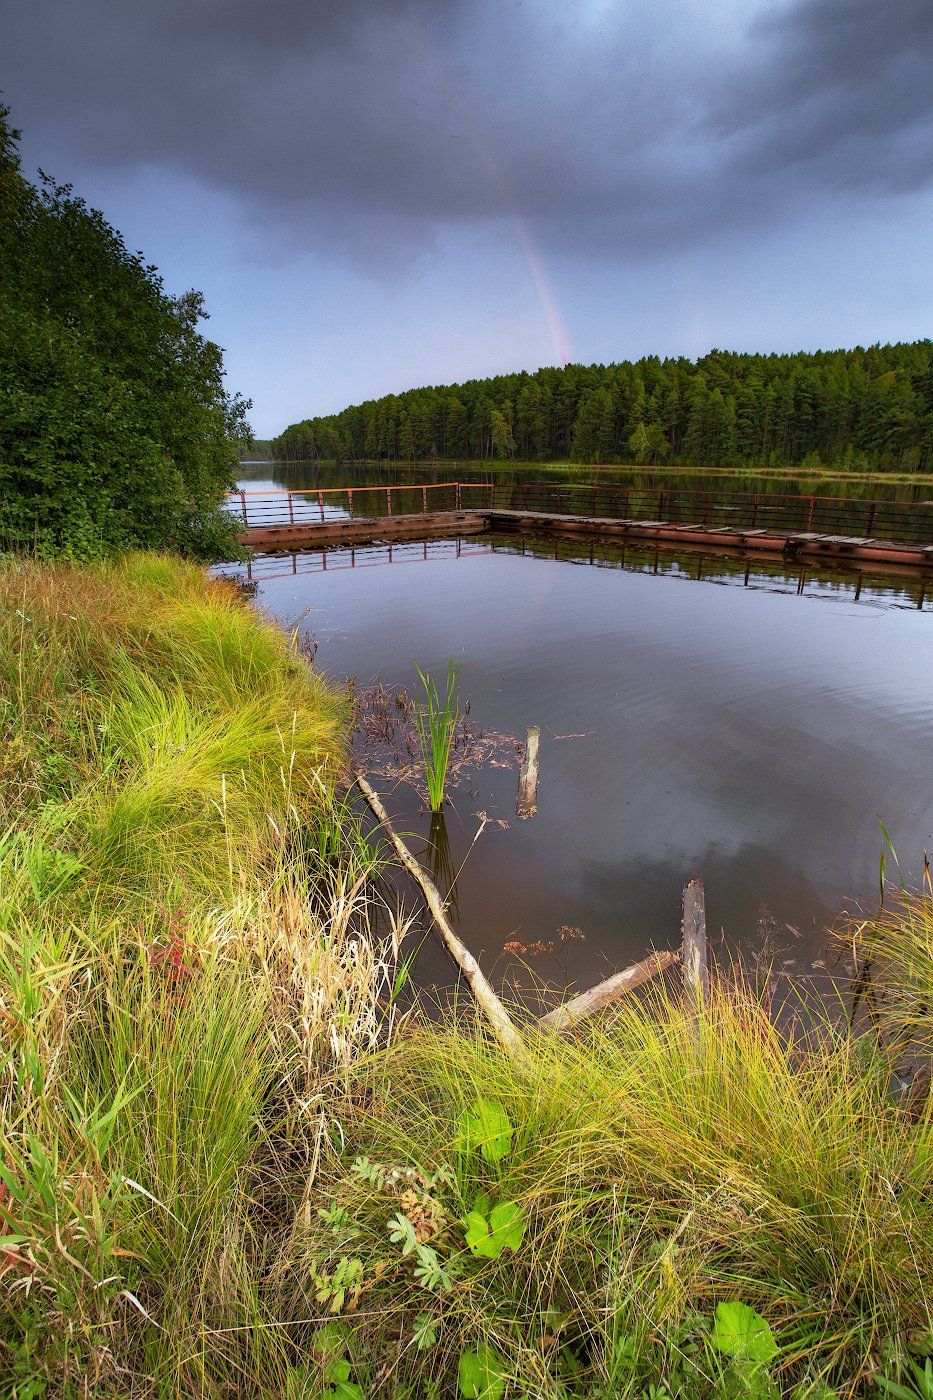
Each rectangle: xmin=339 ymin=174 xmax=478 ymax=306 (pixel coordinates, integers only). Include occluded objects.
xmin=516 ymin=725 xmax=540 ymax=820
xmin=682 ymin=877 xmax=708 ymax=1016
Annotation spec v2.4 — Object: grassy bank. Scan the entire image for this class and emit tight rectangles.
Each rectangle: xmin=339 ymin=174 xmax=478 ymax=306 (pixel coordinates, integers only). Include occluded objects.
xmin=0 ymin=555 xmax=390 ymax=1393
xmin=0 ymin=555 xmax=930 ymax=1397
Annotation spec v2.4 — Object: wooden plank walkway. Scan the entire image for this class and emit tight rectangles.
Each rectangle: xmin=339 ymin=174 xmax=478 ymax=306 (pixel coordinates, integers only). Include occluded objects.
xmin=240 ymin=506 xmax=933 ymax=575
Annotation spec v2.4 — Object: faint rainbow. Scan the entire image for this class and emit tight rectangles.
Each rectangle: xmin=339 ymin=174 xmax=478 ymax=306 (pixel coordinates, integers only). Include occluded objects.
xmin=390 ymin=8 xmax=572 ymax=367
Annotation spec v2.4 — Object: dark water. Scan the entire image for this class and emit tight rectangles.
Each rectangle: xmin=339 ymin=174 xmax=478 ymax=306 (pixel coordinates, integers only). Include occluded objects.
xmin=225 ymin=526 xmax=933 ymax=1003
xmin=238 ymin=460 xmax=933 ymax=504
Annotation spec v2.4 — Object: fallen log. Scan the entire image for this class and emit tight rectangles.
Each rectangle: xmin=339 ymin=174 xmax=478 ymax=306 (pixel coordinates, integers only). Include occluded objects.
xmin=354 ymin=772 xmax=523 ymax=1056
xmin=538 ymin=949 xmax=678 ymax=1034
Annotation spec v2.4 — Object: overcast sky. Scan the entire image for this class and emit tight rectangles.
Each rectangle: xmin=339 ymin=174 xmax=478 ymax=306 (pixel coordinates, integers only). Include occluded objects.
xmin=3 ymin=0 xmax=932 ymax=435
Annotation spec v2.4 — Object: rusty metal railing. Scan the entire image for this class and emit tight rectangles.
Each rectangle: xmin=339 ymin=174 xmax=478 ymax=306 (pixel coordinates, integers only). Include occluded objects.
xmin=228 ymin=480 xmax=933 ymax=546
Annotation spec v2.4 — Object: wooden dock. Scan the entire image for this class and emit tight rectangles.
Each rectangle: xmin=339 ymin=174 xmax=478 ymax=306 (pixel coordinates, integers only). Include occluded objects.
xmin=238 ymin=508 xmax=933 ymax=577
xmin=231 ymin=481 xmax=933 ymax=575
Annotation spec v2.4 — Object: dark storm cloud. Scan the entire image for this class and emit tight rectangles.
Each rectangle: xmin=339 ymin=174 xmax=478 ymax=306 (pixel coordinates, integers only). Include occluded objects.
xmin=713 ymin=0 xmax=933 ymax=194
xmin=3 ymin=0 xmax=932 ymax=266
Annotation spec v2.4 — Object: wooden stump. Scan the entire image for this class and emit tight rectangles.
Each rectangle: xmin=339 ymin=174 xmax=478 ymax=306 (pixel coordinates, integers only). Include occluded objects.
xmin=682 ymin=877 xmax=708 ymax=1015
xmin=516 ymin=725 xmax=540 ymax=819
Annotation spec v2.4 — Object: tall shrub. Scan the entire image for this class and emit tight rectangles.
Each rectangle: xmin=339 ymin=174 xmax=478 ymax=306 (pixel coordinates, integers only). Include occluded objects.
xmin=0 ymin=105 xmax=249 ymax=558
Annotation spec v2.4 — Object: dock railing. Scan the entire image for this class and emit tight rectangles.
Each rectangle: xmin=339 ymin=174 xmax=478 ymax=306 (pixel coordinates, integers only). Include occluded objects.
xmin=229 ymin=480 xmax=933 ymax=546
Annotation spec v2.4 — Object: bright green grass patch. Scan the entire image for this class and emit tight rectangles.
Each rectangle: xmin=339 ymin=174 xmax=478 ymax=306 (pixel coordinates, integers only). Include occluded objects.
xmin=0 ymin=552 xmax=344 ymax=909
xmin=0 ymin=553 xmax=388 ymax=1393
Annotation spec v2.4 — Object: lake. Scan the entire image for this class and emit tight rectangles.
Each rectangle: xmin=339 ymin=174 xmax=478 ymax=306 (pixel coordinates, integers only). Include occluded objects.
xmin=224 ymin=515 xmax=933 ymax=1006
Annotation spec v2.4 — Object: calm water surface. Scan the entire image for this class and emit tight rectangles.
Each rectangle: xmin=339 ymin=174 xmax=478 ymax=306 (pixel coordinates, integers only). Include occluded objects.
xmin=226 ymin=530 xmax=933 ymax=999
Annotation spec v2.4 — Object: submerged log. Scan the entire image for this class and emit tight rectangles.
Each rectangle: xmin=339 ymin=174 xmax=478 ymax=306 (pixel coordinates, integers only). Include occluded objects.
xmin=538 ymin=949 xmax=678 ymax=1034
xmin=681 ymin=877 xmax=708 ymax=1015
xmin=516 ymin=725 xmax=540 ymax=819
xmin=354 ymin=771 xmax=523 ymax=1056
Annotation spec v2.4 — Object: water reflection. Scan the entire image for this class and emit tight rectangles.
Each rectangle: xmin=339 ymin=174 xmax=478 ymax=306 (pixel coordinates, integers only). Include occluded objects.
xmin=225 ymin=527 xmax=933 ymax=999
xmin=239 ymin=459 xmax=933 ymax=504
xmin=425 ymin=810 xmax=459 ymax=920
xmin=232 ymin=531 xmax=930 ymax=613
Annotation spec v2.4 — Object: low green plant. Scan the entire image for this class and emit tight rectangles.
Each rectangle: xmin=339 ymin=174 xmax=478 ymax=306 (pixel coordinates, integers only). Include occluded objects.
xmin=878 ymin=1357 xmax=933 ymax=1400
xmin=293 ymin=972 xmax=933 ymax=1396
xmin=458 ymin=1343 xmax=506 ymax=1398
xmin=412 ymin=657 xmax=461 ymax=810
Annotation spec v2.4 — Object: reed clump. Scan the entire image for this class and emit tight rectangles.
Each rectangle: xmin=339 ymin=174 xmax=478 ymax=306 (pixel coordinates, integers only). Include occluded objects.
xmin=412 ymin=657 xmax=461 ymax=811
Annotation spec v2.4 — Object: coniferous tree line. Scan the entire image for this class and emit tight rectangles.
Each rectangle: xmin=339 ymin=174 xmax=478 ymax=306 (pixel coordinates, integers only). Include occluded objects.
xmin=274 ymin=343 xmax=933 ymax=472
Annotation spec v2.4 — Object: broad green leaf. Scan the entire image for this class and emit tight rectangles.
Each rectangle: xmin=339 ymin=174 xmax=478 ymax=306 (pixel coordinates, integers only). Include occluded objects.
xmin=488 ymin=1201 xmax=525 ymax=1250
xmin=456 ymin=1098 xmax=513 ymax=1164
xmin=464 ymin=1201 xmax=526 ymax=1258
xmin=322 ymin=1385 xmax=366 ymax=1400
xmin=331 ymin=1384 xmax=366 ymax=1400
xmin=472 ymin=1190 xmax=492 ymax=1217
xmin=464 ymin=1210 xmax=495 ymax=1257
xmin=715 ymin=1360 xmax=780 ymax=1400
xmin=312 ymin=1321 xmax=351 ymax=1366
xmin=458 ymin=1345 xmax=506 ymax=1399
xmin=711 ymin=1301 xmax=778 ymax=1364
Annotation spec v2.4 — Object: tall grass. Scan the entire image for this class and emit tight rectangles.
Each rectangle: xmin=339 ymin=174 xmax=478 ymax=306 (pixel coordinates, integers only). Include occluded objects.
xmin=1 ymin=555 xmax=929 ymax=1396
xmin=412 ymin=657 xmax=461 ymax=811
xmin=0 ymin=554 xmax=394 ymax=1394
xmin=850 ymin=882 xmax=933 ymax=1061
xmin=289 ymin=978 xmax=933 ymax=1398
